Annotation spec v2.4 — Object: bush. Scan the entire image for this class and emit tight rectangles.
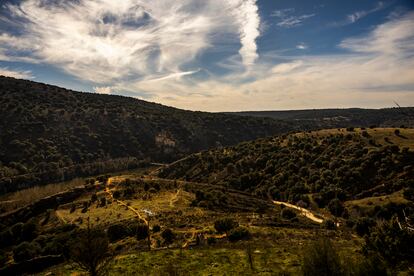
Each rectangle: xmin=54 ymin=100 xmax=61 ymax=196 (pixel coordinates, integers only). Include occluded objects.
xmin=302 ymin=238 xmax=342 ymax=276
xmin=13 ymin=241 xmax=40 ymax=263
xmin=322 ymin=219 xmax=336 ymax=230
xmin=363 ymin=217 xmax=414 ymax=267
xmin=21 ymin=221 xmax=38 ymax=241
xmin=207 ymin=237 xmax=216 ymax=245
xmin=214 ymin=218 xmax=239 ymax=234
xmin=281 ymin=208 xmax=297 ymax=220
xmin=327 ymin=199 xmax=344 ymax=217
xmin=403 ymin=187 xmax=414 ymax=201
xmin=107 ymin=224 xmax=129 ymax=242
xmin=354 ymin=217 xmax=376 ymax=236
xmin=228 ymin=227 xmax=250 ymax=242
xmin=132 ymin=223 xmax=149 ymax=241
xmin=152 ymin=225 xmax=161 ymax=233
xmin=161 ymin=228 xmax=174 ymax=245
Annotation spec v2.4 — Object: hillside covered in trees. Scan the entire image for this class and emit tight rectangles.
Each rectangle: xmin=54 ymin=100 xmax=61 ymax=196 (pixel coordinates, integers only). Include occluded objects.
xmin=229 ymin=108 xmax=414 ymax=129
xmin=0 ymin=77 xmax=295 ymax=193
xmin=158 ymin=128 xmax=414 ymax=206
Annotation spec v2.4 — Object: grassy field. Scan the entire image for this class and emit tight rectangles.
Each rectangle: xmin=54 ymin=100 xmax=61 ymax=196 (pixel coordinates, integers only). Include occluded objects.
xmin=299 ymin=127 xmax=414 ymax=149
xmin=38 ymin=227 xmax=362 ymax=275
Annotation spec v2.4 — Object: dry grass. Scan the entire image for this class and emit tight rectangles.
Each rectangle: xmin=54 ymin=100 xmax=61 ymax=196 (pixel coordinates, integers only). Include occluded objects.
xmin=0 ymin=178 xmax=85 ymax=213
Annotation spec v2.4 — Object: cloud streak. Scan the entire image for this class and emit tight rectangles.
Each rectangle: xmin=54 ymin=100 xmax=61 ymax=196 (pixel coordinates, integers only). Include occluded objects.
xmin=0 ymin=0 xmax=261 ymax=83
xmin=128 ymin=12 xmax=414 ymax=111
xmin=0 ymin=67 xmax=33 ymax=79
xmin=271 ymin=8 xmax=315 ymax=28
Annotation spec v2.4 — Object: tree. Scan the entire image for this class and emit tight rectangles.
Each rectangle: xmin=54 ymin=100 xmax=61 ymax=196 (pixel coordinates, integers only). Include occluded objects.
xmin=214 ymin=218 xmax=238 ymax=235
xmin=107 ymin=224 xmax=129 ymax=242
xmin=327 ymin=199 xmax=344 ymax=217
xmin=133 ymin=223 xmax=149 ymax=241
xmin=228 ymin=227 xmax=250 ymax=242
xmin=302 ymin=238 xmax=343 ymax=276
xmin=161 ymin=228 xmax=174 ymax=245
xmin=13 ymin=241 xmax=40 ymax=263
xmin=70 ymin=220 xmax=113 ymax=276
xmin=363 ymin=217 xmax=414 ymax=268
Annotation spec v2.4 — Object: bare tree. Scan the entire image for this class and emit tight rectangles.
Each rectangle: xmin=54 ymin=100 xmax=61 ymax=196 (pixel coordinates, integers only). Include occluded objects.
xmin=70 ymin=218 xmax=113 ymax=276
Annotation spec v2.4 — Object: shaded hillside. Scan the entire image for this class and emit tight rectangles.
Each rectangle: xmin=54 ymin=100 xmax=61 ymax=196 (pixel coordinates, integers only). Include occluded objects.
xmin=227 ymin=108 xmax=414 ymax=128
xmin=158 ymin=128 xmax=414 ymax=206
xmin=0 ymin=76 xmax=294 ymax=193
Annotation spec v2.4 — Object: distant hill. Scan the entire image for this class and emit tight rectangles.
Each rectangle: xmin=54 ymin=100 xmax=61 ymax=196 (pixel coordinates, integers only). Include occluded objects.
xmin=0 ymin=76 xmax=294 ymax=193
xmin=227 ymin=108 xmax=414 ymax=129
xmin=158 ymin=128 xmax=414 ymax=204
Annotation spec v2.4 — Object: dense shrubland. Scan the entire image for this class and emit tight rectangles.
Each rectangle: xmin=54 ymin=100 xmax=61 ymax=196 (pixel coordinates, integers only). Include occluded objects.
xmin=159 ymin=131 xmax=414 ymax=213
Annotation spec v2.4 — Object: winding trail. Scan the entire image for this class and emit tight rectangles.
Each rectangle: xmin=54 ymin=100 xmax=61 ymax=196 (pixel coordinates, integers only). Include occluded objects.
xmin=169 ymin=189 xmax=181 ymax=207
xmin=105 ymin=179 xmax=148 ymax=225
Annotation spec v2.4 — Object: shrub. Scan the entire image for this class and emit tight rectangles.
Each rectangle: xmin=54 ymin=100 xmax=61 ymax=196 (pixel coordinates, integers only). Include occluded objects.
xmin=207 ymin=237 xmax=216 ymax=245
xmin=302 ymin=238 xmax=342 ymax=276
xmin=113 ymin=190 xmax=121 ymax=199
xmin=281 ymin=208 xmax=297 ymax=220
xmin=214 ymin=218 xmax=239 ymax=234
xmin=107 ymin=224 xmax=129 ymax=242
xmin=21 ymin=221 xmax=38 ymax=241
xmin=152 ymin=225 xmax=161 ymax=233
xmin=403 ymin=187 xmax=414 ymax=201
xmin=70 ymin=204 xmax=76 ymax=213
xmin=13 ymin=241 xmax=40 ymax=263
xmin=363 ymin=217 xmax=414 ymax=267
xmin=161 ymin=228 xmax=174 ymax=245
xmin=228 ymin=227 xmax=250 ymax=242
xmin=327 ymin=199 xmax=344 ymax=217
xmin=132 ymin=223 xmax=149 ymax=241
xmin=100 ymin=197 xmax=106 ymax=207
xmin=322 ymin=219 xmax=336 ymax=230
xmin=354 ymin=217 xmax=376 ymax=236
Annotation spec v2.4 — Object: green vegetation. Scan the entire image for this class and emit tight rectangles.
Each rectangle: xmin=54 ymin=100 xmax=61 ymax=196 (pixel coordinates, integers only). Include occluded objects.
xmin=0 ymin=77 xmax=413 ymax=275
xmin=0 ymin=76 xmax=296 ymax=194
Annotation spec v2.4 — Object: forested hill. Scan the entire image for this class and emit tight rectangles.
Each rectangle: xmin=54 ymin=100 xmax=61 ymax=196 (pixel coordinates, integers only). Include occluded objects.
xmin=158 ymin=128 xmax=414 ymax=204
xmin=227 ymin=107 xmax=414 ymax=128
xmin=0 ymin=76 xmax=294 ymax=193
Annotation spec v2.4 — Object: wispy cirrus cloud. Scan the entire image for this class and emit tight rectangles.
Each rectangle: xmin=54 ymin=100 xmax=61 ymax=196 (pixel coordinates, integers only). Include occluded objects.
xmin=0 ymin=67 xmax=33 ymax=79
xmin=132 ymin=12 xmax=414 ymax=111
xmin=332 ymin=1 xmax=386 ymax=27
xmin=271 ymin=8 xmax=315 ymax=28
xmin=0 ymin=0 xmax=261 ymax=84
xmin=296 ymin=42 xmax=308 ymax=50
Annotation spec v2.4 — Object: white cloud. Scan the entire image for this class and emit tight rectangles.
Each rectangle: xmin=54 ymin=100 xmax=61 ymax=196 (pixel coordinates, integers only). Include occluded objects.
xmin=296 ymin=43 xmax=308 ymax=50
xmin=276 ymin=14 xmax=315 ymax=28
xmin=271 ymin=8 xmax=315 ymax=28
xmin=0 ymin=0 xmax=261 ymax=83
xmin=93 ymin=86 xmax=112 ymax=94
xmin=1 ymin=2 xmax=413 ymax=112
xmin=234 ymin=0 xmax=260 ymax=67
xmin=0 ymin=67 xmax=33 ymax=79
xmin=339 ymin=1 xmax=386 ymax=26
xmin=127 ymin=12 xmax=414 ymax=111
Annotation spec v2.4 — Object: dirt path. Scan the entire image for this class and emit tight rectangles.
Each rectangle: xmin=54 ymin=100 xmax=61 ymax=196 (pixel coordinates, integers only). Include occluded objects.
xmin=273 ymin=200 xmax=324 ymax=224
xmin=169 ymin=189 xmax=181 ymax=207
xmin=105 ymin=180 xmax=148 ymax=225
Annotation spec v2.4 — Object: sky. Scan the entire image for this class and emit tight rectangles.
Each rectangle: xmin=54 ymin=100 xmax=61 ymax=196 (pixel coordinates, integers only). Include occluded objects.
xmin=0 ymin=0 xmax=413 ymax=111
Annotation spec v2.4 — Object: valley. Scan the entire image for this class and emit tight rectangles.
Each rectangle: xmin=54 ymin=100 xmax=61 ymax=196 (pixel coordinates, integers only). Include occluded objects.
xmin=1 ymin=126 xmax=413 ymax=275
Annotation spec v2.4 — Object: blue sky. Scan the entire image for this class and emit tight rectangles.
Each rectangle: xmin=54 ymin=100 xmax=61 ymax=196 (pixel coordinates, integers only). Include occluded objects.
xmin=0 ymin=0 xmax=413 ymax=111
